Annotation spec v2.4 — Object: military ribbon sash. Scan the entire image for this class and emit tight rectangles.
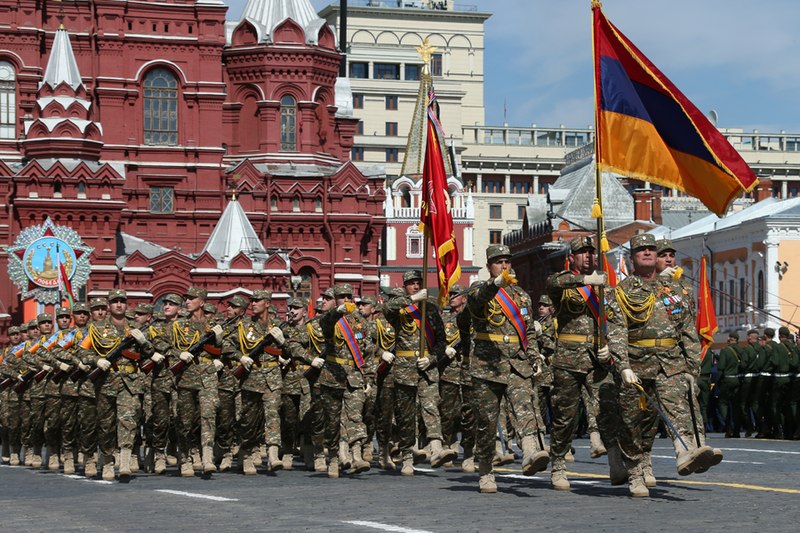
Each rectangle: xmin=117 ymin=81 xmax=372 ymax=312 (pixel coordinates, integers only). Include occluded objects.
xmin=576 ymin=285 xmax=603 ymax=322
xmin=337 ymin=317 xmax=365 ymax=369
xmin=405 ymin=304 xmax=435 ymax=349
xmin=11 ymin=342 xmax=26 ymax=358
xmin=57 ymin=329 xmax=79 ymax=350
xmin=45 ymin=332 xmax=61 ymax=351
xmin=495 ymin=289 xmax=529 ymax=350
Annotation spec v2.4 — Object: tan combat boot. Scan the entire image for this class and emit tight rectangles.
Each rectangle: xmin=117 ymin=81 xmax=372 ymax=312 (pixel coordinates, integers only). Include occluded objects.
xmin=63 ymin=451 xmax=75 ymax=475
xmin=180 ymin=456 xmax=194 ymax=477
xmin=242 ymin=450 xmax=257 ymax=476
xmin=84 ymin=453 xmax=98 ymax=478
xmin=130 ymin=452 xmax=139 ymax=473
xmin=313 ymin=454 xmax=327 ymax=473
xmin=550 ymin=457 xmax=570 ymax=491
xmin=521 ymin=436 xmax=549 ymax=476
xmin=478 ymin=462 xmax=497 ymax=494
xmin=362 ymin=442 xmax=374 ymax=463
xmin=400 ymin=451 xmax=414 ymax=477
xmin=694 ymin=434 xmax=723 ymax=473
xmin=259 ymin=444 xmax=268 ymax=465
xmin=190 ymin=448 xmax=202 ymax=471
xmin=607 ymin=445 xmax=628 ymax=486
xmin=118 ymin=448 xmax=132 ymax=478
xmin=589 ymin=431 xmax=607 ymax=458
xmin=338 ymin=441 xmax=352 ymax=470
xmin=24 ymin=448 xmax=33 ymax=467
xmin=266 ymin=445 xmax=283 ymax=472
xmin=462 ymin=453 xmax=476 ymax=474
xmin=154 ymin=452 xmax=167 ymax=475
xmin=641 ymin=451 xmax=656 ymax=487
xmin=32 ymin=452 xmax=42 ymax=469
xmin=430 ymin=439 xmax=457 ymax=468
xmin=102 ymin=458 xmax=115 ymax=481
xmin=202 ymin=446 xmax=216 ymax=474
xmin=219 ymin=452 xmax=233 ymax=473
xmin=675 ymin=438 xmax=714 ymax=476
xmin=411 ymin=444 xmax=430 ymax=465
xmin=48 ymin=450 xmax=60 ymax=471
xmin=379 ymin=445 xmax=395 ymax=471
xmin=327 ymin=457 xmax=340 ymax=479
xmin=350 ymin=443 xmax=370 ymax=474
xmin=492 ymin=440 xmax=514 ymax=466
xmin=282 ymin=453 xmax=293 ymax=471
xmin=628 ymin=464 xmax=650 ymax=498
xmin=10 ymin=452 xmax=20 ymax=467
xmin=166 ymin=454 xmax=178 ymax=466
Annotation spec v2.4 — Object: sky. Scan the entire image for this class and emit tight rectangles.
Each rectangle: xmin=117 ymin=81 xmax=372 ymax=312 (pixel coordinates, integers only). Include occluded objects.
xmin=226 ymin=0 xmax=800 ymax=133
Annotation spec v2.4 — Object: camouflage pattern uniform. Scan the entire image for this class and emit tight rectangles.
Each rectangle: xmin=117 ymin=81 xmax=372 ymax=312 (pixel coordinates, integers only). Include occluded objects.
xmin=279 ymin=298 xmax=312 ymax=465
xmin=0 ymin=327 xmax=24 ymax=462
xmin=373 ymin=307 xmax=398 ymax=454
xmin=534 ymin=296 xmax=555 ymax=433
xmin=75 ymin=298 xmax=107 ymax=474
xmin=40 ymin=312 xmax=70 ymax=467
xmin=215 ymin=296 xmax=248 ymax=467
xmin=21 ymin=318 xmax=52 ymax=464
xmin=304 ymin=307 xmax=328 ymax=467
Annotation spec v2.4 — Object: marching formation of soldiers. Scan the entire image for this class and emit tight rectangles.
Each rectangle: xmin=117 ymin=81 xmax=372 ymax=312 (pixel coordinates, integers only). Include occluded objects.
xmin=3 ymin=237 xmax=792 ymax=496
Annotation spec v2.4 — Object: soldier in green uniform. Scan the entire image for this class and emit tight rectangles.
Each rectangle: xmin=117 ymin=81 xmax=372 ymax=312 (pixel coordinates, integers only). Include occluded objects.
xmin=0 ymin=325 xmax=23 ymax=465
xmin=777 ymin=327 xmax=799 ymax=439
xmin=468 ymin=245 xmax=548 ymax=494
xmin=766 ymin=327 xmax=790 ymax=438
xmin=615 ymin=234 xmax=721 ymax=498
xmin=280 ymin=297 xmax=310 ymax=470
xmin=546 ymin=236 xmax=626 ymax=491
xmin=717 ymin=333 xmax=742 ymax=437
xmin=215 ymin=294 xmax=248 ymax=472
xmin=739 ymin=330 xmax=760 ymax=437
xmin=755 ymin=332 xmax=775 ymax=438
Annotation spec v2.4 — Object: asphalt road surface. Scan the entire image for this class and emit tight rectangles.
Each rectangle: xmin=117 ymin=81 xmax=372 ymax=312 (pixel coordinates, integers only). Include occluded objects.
xmin=2 ymin=434 xmax=799 ymax=532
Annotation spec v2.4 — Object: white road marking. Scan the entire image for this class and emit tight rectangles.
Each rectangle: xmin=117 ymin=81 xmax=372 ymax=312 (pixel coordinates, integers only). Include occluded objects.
xmin=651 ymin=455 xmax=764 ymax=465
xmin=496 ymin=473 xmax=541 ymax=480
xmin=412 ymin=467 xmax=435 ymax=472
xmin=63 ymin=474 xmax=115 ymax=485
xmin=720 ymin=447 xmax=800 ymax=455
xmin=154 ymin=489 xmax=238 ymax=502
xmin=343 ymin=520 xmax=435 ymax=533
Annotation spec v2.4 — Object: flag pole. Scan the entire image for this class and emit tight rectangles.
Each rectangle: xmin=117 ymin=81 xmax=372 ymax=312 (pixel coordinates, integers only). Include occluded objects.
xmin=419 ymin=229 xmax=430 ymax=358
xmin=591 ymin=0 xmax=608 ymax=339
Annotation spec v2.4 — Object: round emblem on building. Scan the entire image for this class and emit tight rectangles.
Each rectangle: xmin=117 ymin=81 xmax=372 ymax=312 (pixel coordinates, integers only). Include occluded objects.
xmin=21 ymin=237 xmax=77 ymax=288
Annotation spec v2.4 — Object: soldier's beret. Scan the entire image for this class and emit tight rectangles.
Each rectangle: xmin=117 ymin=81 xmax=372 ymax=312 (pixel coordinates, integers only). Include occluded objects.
xmin=37 ymin=313 xmax=52 ymax=324
xmin=228 ymin=295 xmax=249 ymax=309
xmin=55 ymin=307 xmax=72 ymax=318
xmin=288 ymin=297 xmax=307 ymax=309
xmin=8 ymin=326 xmax=20 ymax=335
xmin=334 ymin=283 xmax=353 ymax=296
xmin=728 ymin=332 xmax=739 ymax=341
xmin=486 ymin=244 xmax=511 ymax=262
xmin=108 ymin=289 xmax=127 ymax=301
xmin=183 ymin=286 xmax=207 ymax=301
xmin=569 ymin=236 xmax=594 ymax=253
xmin=358 ymin=295 xmax=377 ymax=306
xmin=162 ymin=293 xmax=183 ymax=305
xmin=656 ymin=238 xmax=676 ymax=254
xmin=89 ymin=297 xmax=108 ymax=309
xmin=403 ymin=270 xmax=423 ymax=283
xmin=764 ymin=327 xmax=776 ymax=337
xmin=322 ymin=288 xmax=335 ymax=299
xmin=778 ymin=326 xmax=792 ymax=337
xmin=251 ymin=289 xmax=272 ymax=301
xmin=538 ymin=294 xmax=553 ymax=306
xmin=135 ymin=303 xmax=154 ymax=315
xmin=630 ymin=233 xmax=657 ymax=252
xmin=203 ymin=303 xmax=217 ymax=314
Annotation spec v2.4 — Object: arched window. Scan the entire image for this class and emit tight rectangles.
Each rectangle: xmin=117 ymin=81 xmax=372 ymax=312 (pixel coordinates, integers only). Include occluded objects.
xmin=280 ymin=95 xmax=296 ymax=151
xmin=143 ymin=68 xmax=178 ymax=146
xmin=0 ymin=61 xmax=16 ymax=139
xmin=757 ymin=271 xmax=764 ymax=309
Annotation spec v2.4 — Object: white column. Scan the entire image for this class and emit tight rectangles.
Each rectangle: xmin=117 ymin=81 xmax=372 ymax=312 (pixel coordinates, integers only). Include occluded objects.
xmin=504 ymin=174 xmax=511 ymax=194
xmin=781 ymin=180 xmax=788 ymax=199
xmin=764 ymin=235 xmax=781 ymax=331
xmin=476 ymin=173 xmax=483 ymax=193
xmin=533 ymin=175 xmax=540 ymax=194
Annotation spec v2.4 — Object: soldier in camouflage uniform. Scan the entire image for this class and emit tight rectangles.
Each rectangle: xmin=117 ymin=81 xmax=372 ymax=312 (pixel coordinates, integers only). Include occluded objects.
xmin=467 ymin=245 xmax=548 ymax=494
xmin=304 ymin=290 xmax=336 ymax=471
xmin=534 ymin=295 xmax=555 ymax=437
xmin=357 ymin=295 xmax=381 ymax=464
xmin=165 ymin=286 xmax=225 ymax=476
xmin=546 ymin=236 xmax=626 ymax=491
xmin=439 ymin=284 xmax=477 ymax=472
xmin=0 ymin=325 xmax=23 ymax=465
xmin=314 ymin=283 xmax=373 ymax=478
xmin=615 ymin=234 xmax=722 ymax=498
xmin=383 ymin=271 xmax=455 ymax=476
xmin=20 ymin=315 xmax=54 ymax=469
xmin=77 ymin=290 xmax=154 ymax=480
xmin=371 ymin=296 xmax=401 ymax=471
xmin=717 ymin=332 xmax=743 ymax=436
xmin=280 ymin=297 xmax=311 ymax=470
xmin=215 ymin=294 xmax=248 ymax=472
xmin=50 ymin=303 xmax=91 ymax=475
xmin=145 ymin=293 xmax=182 ymax=474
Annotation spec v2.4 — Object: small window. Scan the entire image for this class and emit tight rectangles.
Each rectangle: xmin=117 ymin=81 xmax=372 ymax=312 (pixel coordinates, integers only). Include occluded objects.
xmin=385 ymin=122 xmax=398 ymax=136
xmin=351 ymin=147 xmax=364 ymax=161
xmin=489 ymin=204 xmax=502 ymax=219
xmin=0 ymin=61 xmax=16 ymax=139
xmin=270 ymin=196 xmax=278 ymax=211
xmin=149 ymin=186 xmax=174 ymax=214
xmin=718 ymin=281 xmax=724 ymax=316
xmin=739 ymin=278 xmax=746 ymax=313
xmin=188 ymin=25 xmax=193 ymax=34
xmin=405 ymin=64 xmax=420 ymax=81
xmin=406 ymin=226 xmax=423 ymax=258
xmin=482 ymin=179 xmax=503 ymax=193
xmin=315 ymin=197 xmax=322 ymax=213
xmin=728 ymin=279 xmax=735 ymax=315
xmin=374 ymin=63 xmax=399 ymax=80
xmin=353 ymin=94 xmax=364 ymax=109
xmin=385 ymin=95 xmax=398 ymax=111
xmin=431 ymin=53 xmax=443 ymax=77
xmin=489 ymin=230 xmax=502 ymax=244
xmin=77 ymin=182 xmax=86 ymax=198
xmin=356 ymin=120 xmax=363 ymax=135
xmin=280 ymin=95 xmax=296 ymax=152
xmin=518 ymin=205 xmax=526 ymax=220
xmin=292 ymin=197 xmax=300 ymax=212
xmin=349 ymin=62 xmax=368 ymax=79
xmin=386 ymin=148 xmax=398 ymax=163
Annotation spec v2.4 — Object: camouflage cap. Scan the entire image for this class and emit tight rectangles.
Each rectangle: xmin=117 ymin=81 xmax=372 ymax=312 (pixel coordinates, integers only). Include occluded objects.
xmin=288 ymin=297 xmax=307 ymax=309
xmin=322 ymin=288 xmax=335 ymax=299
xmin=153 ymin=312 xmax=166 ymax=322
xmin=108 ymin=289 xmax=127 ymax=301
xmin=178 ymin=309 xmax=190 ymax=318
xmin=403 ymin=270 xmax=423 ymax=283
xmin=656 ymin=238 xmax=676 ymax=254
xmin=251 ymin=289 xmax=272 ymax=301
xmin=72 ymin=302 xmax=90 ymax=314
xmin=55 ymin=307 xmax=72 ymax=318
xmin=37 ymin=313 xmax=52 ymax=324
xmin=630 ymin=233 xmax=657 ymax=252
xmin=538 ymin=294 xmax=553 ymax=306
xmin=135 ymin=303 xmax=154 ymax=315
xmin=569 ymin=235 xmax=595 ymax=253
xmin=203 ymin=303 xmax=217 ymax=314
xmin=27 ymin=320 xmax=39 ymax=330
xmin=163 ymin=293 xmax=183 ymax=305
xmin=334 ymin=283 xmax=353 ymax=296
xmin=184 ymin=286 xmax=207 ymax=300
xmin=448 ymin=284 xmax=465 ymax=295
xmin=89 ymin=297 xmax=108 ymax=309
xmin=358 ymin=295 xmax=377 ymax=306
xmin=778 ymin=326 xmax=792 ymax=337
xmin=124 ymin=309 xmax=136 ymax=320
xmin=8 ymin=326 xmax=20 ymax=335
xmin=486 ymin=244 xmax=512 ymax=262
xmin=228 ymin=295 xmax=250 ymax=308
xmin=268 ymin=305 xmax=278 ymax=314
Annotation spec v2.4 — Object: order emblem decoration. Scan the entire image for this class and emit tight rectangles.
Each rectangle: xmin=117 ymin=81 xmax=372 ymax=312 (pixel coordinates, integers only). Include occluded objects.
xmin=7 ymin=217 xmax=93 ymax=304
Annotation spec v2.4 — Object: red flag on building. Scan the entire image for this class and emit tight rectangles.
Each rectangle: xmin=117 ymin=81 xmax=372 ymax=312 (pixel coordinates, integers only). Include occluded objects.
xmin=593 ymin=5 xmax=758 ymax=216
xmin=420 ymin=87 xmax=461 ymax=306
xmin=56 ymin=244 xmax=75 ymax=308
xmin=696 ymin=256 xmax=718 ymax=362
xmin=602 ymin=253 xmax=617 ymax=288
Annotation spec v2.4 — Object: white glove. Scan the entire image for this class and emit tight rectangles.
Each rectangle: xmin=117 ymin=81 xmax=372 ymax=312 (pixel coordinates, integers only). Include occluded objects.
xmin=532 ymin=320 xmax=542 ymax=335
xmin=211 ymin=325 xmax=224 ymax=344
xmin=596 ymin=345 xmax=610 ymax=362
xmin=445 ymin=346 xmax=457 ymax=359
xmin=381 ymin=351 xmax=395 ymax=364
xmin=42 ymin=364 xmax=53 ymax=372
xmin=212 ymin=359 xmax=224 ymax=371
xmin=364 ymin=383 xmax=372 ymax=395
xmin=659 ymin=266 xmax=678 ymax=279
xmin=130 ymin=329 xmax=146 ymax=344
xmin=410 ymin=289 xmax=428 ymax=303
xmin=17 ymin=374 xmax=25 ymax=382
xmin=58 ymin=362 xmax=71 ymax=372
xmin=494 ymin=270 xmax=516 ymax=288
xmin=311 ymin=357 xmax=325 ymax=369
xmin=240 ymin=356 xmax=254 ymax=369
xmin=78 ymin=362 xmax=90 ymax=372
xmin=179 ymin=351 xmax=194 ymax=363
xmin=621 ymin=368 xmax=640 ymax=385
xmin=583 ymin=271 xmax=606 ymax=286
xmin=337 ymin=302 xmax=357 ymax=314
xmin=416 ymin=356 xmax=430 ymax=370
xmin=279 ymin=356 xmax=290 ymax=366
xmin=151 ymin=352 xmax=165 ymax=364
xmin=96 ymin=359 xmax=111 ymax=371
xmin=269 ymin=326 xmax=285 ymax=346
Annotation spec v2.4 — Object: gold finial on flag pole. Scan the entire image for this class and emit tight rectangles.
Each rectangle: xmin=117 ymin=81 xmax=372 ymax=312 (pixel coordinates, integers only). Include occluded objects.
xmin=416 ymin=38 xmax=438 ymax=66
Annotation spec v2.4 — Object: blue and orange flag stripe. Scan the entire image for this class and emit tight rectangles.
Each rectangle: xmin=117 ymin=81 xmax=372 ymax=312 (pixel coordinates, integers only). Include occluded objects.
xmin=494 ymin=289 xmax=529 ymax=350
xmin=576 ymin=285 xmax=603 ymax=323
xmin=57 ymin=329 xmax=77 ymax=350
xmin=593 ymin=5 xmax=757 ymax=216
xmin=405 ymin=304 xmax=436 ymax=349
xmin=336 ymin=317 xmax=365 ymax=369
